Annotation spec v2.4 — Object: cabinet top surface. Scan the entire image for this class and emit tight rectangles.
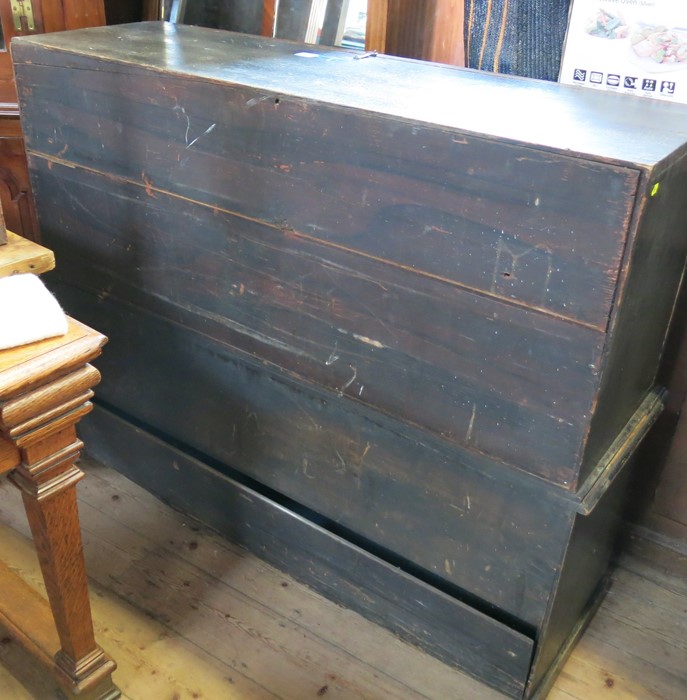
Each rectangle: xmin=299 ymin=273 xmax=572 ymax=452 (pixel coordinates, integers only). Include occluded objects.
xmin=13 ymin=21 xmax=687 ymax=168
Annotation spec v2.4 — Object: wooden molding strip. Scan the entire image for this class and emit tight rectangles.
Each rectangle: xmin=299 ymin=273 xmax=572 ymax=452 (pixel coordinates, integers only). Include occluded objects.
xmin=576 ymin=388 xmax=666 ymax=515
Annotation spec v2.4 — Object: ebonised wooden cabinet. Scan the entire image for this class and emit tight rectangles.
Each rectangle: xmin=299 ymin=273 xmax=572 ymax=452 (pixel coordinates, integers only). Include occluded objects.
xmin=12 ymin=22 xmax=687 ymax=698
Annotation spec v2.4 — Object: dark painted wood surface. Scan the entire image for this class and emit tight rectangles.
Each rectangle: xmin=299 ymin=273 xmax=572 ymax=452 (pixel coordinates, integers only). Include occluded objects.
xmin=31 ymin=156 xmax=605 ymax=485
xmin=80 ymin=403 xmax=535 ymax=699
xmin=581 ymin=158 xmax=687 ymax=485
xmin=18 ymin=26 xmax=673 ymax=488
xmin=12 ymin=22 xmax=687 ymax=165
xmin=49 ymin=278 xmax=573 ymax=629
xmin=527 ymin=470 xmax=629 ymax=693
xmin=16 ymin=60 xmax=637 ymax=330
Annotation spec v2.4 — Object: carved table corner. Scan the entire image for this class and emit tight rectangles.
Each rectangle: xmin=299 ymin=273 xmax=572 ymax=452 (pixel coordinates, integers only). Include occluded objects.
xmin=0 ymin=315 xmax=119 ymax=700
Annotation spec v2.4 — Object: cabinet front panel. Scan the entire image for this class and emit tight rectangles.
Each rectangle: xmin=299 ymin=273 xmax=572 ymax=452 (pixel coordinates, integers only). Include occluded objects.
xmin=33 ymin=157 xmax=605 ymax=485
xmin=17 ymin=59 xmax=639 ymax=330
xmin=51 ymin=275 xmax=572 ymax=629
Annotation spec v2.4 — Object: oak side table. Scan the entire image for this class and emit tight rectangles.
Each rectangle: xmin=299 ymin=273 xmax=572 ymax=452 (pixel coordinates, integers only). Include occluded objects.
xmin=0 ymin=232 xmax=119 ymax=699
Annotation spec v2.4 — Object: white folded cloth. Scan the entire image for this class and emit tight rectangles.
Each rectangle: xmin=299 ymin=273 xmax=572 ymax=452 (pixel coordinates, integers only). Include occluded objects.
xmin=0 ymin=274 xmax=68 ymax=351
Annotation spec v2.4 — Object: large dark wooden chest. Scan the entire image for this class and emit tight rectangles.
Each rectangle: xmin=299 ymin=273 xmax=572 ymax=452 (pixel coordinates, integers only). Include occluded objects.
xmin=13 ymin=22 xmax=687 ymax=698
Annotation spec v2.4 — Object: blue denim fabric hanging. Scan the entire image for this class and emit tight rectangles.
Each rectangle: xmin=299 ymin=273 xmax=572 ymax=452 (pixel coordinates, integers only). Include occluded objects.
xmin=465 ymin=0 xmax=573 ymax=81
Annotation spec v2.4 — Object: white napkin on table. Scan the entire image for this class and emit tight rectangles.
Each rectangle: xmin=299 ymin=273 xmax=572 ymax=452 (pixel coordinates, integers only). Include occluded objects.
xmin=0 ymin=274 xmax=68 ymax=351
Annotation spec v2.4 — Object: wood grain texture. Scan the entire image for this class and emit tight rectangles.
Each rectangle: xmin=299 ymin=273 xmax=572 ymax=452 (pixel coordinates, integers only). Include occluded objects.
xmin=382 ymin=0 xmax=465 ymax=66
xmin=0 ymin=316 xmax=117 ymax=699
xmin=32 ymin=157 xmax=607 ymax=485
xmin=22 ymin=23 xmax=687 ymax=492
xmin=61 ymin=287 xmax=572 ymax=630
xmin=0 ymin=458 xmax=516 ymax=700
xmin=0 ymin=232 xmax=54 ymax=278
xmin=581 ymin=158 xmax=687 ymax=486
xmin=19 ymin=473 xmax=95 ymax=660
xmin=0 ymin=434 xmax=19 ymax=474
xmin=0 ymin=319 xmax=103 ymax=395
xmin=366 ymin=0 xmax=389 ymax=52
xmin=426 ymin=0 xmax=465 ymax=65
xmin=0 ymin=365 xmax=98 ymax=431
xmin=0 ymin=182 xmax=6 ymax=245
xmin=0 ymin=557 xmax=61 ymax=668
xmin=17 ymin=59 xmax=637 ymax=329
xmin=12 ymin=22 xmax=687 ymax=698
xmin=12 ymin=22 xmax=687 ymax=165
xmin=0 ymin=122 xmax=39 ymax=241
xmin=62 ymin=0 xmax=106 ymax=29
xmin=262 ymin=0 xmax=278 ymax=36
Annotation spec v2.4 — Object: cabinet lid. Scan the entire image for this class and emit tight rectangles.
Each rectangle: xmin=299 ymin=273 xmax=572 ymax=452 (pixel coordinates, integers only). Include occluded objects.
xmin=13 ymin=21 xmax=687 ymax=169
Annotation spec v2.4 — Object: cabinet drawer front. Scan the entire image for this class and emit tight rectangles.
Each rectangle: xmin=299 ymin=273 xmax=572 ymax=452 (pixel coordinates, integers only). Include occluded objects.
xmin=85 ymin=405 xmax=536 ymax=700
xmin=18 ymin=59 xmax=638 ymax=329
xmin=52 ymin=279 xmax=572 ymax=629
xmin=34 ymin=158 xmax=603 ymax=485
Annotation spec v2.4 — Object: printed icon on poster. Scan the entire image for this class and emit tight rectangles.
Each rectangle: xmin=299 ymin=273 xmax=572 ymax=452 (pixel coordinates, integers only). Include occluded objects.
xmin=560 ymin=1 xmax=687 ymax=103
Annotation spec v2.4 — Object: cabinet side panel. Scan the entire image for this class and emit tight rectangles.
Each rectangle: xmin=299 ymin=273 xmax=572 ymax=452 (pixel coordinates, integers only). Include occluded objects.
xmin=583 ymin=157 xmax=687 ymax=486
xmin=527 ymin=468 xmax=628 ymax=694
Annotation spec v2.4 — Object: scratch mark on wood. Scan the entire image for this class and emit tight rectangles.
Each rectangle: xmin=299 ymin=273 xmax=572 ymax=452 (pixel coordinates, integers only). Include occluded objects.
xmin=280 ymin=391 xmax=320 ymax=430
xmin=34 ymin=148 xmax=608 ymax=331
xmin=352 ymin=334 xmax=386 ymax=349
xmin=325 ymin=343 xmax=339 ymax=366
xmin=338 ymin=365 xmax=357 ymax=396
xmin=540 ymin=244 xmax=554 ymax=305
xmin=302 ymin=458 xmax=315 ymax=480
xmin=245 ymin=94 xmax=272 ymax=108
xmin=142 ymin=171 xmax=157 ymax=198
xmin=492 ymin=237 xmax=555 ymax=307
xmin=186 ymin=123 xmax=216 ymax=150
xmin=334 ymin=451 xmax=346 ymax=474
xmin=465 ymin=403 xmax=477 ymax=443
xmin=173 ymin=103 xmax=191 ymax=145
xmin=173 ymin=298 xmax=315 ymax=359
xmin=55 ymin=179 xmax=123 ymax=236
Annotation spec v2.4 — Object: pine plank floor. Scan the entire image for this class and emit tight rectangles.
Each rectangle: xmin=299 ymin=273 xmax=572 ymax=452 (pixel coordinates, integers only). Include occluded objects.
xmin=0 ymin=456 xmax=685 ymax=700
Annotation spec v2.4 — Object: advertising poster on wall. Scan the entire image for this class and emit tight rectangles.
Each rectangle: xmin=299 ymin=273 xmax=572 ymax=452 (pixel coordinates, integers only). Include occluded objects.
xmin=559 ymin=1 xmax=687 ymax=103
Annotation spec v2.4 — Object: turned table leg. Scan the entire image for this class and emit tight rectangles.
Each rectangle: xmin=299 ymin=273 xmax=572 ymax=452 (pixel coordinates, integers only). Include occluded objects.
xmin=0 ymin=320 xmax=119 ymax=700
